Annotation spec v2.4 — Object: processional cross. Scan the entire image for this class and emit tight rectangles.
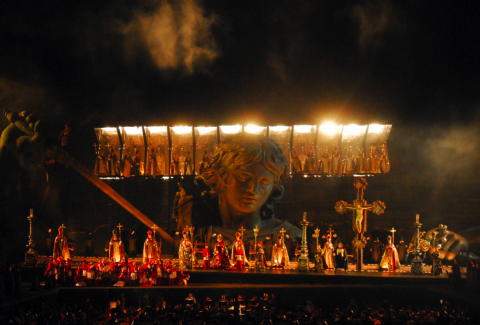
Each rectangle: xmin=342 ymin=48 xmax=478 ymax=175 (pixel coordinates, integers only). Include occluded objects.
xmin=389 ymin=227 xmax=396 ymax=244
xmin=238 ymin=225 xmax=247 ymax=240
xmin=152 ymin=224 xmax=158 ymax=239
xmin=116 ymin=223 xmax=123 ymax=237
xmin=335 ymin=177 xmax=386 ymax=271
xmin=326 ymin=226 xmax=335 ymax=241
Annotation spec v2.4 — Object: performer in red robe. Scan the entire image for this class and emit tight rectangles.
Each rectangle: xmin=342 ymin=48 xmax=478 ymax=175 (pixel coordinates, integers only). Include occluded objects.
xmin=213 ymin=234 xmax=230 ymax=269
xmin=202 ymin=246 xmax=210 ymax=270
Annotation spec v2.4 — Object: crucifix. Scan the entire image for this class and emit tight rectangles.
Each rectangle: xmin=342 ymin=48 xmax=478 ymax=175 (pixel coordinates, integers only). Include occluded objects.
xmin=58 ymin=224 xmax=67 ymax=237
xmin=238 ymin=225 xmax=247 ymax=240
xmin=326 ymin=226 xmax=335 ymax=241
xmin=116 ymin=223 xmax=123 ymax=237
xmin=314 ymin=227 xmax=321 ymax=252
xmin=389 ymin=227 xmax=396 ymax=244
xmin=335 ymin=177 xmax=386 ymax=271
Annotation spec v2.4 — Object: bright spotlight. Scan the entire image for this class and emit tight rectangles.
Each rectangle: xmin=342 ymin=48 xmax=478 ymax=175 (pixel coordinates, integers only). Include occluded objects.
xmin=319 ymin=122 xmax=340 ymax=136
xmin=147 ymin=126 xmax=167 ymax=134
xmin=196 ymin=126 xmax=217 ymax=135
xmin=294 ymin=125 xmax=315 ymax=133
xmin=123 ymin=127 xmax=143 ymax=135
xmin=268 ymin=126 xmax=290 ymax=132
xmin=343 ymin=124 xmax=366 ymax=138
xmin=244 ymin=124 xmax=265 ymax=134
xmin=368 ymin=124 xmax=385 ymax=134
xmin=171 ymin=126 xmax=192 ymax=135
xmin=220 ymin=125 xmax=242 ymax=134
xmin=101 ymin=127 xmax=118 ymax=134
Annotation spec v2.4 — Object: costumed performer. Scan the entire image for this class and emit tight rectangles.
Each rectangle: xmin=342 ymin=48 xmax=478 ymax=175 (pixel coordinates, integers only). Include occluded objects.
xmin=271 ymin=232 xmax=289 ymax=268
xmin=380 ymin=235 xmax=401 ymax=271
xmin=178 ymin=230 xmax=194 ymax=269
xmin=213 ymin=234 xmax=230 ymax=269
xmin=108 ymin=229 xmax=125 ymax=262
xmin=143 ymin=230 xmax=161 ymax=263
xmin=231 ymin=231 xmax=248 ymax=271
xmin=53 ymin=224 xmax=71 ymax=260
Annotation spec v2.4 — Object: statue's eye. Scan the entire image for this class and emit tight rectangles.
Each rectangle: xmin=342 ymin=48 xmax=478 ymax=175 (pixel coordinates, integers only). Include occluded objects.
xmin=236 ymin=172 xmax=251 ymax=183
xmin=259 ymin=177 xmax=272 ymax=187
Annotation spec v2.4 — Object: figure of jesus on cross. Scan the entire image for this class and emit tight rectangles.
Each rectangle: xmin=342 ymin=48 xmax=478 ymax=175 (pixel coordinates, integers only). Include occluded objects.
xmin=335 ymin=177 xmax=386 ymax=271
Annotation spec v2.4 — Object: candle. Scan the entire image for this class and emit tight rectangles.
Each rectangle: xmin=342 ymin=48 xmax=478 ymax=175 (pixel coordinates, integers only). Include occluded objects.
xmin=415 ymin=214 xmax=419 ymax=224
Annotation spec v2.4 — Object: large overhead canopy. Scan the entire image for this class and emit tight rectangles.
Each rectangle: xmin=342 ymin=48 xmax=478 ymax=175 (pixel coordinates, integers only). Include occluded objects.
xmin=94 ymin=123 xmax=392 ymax=178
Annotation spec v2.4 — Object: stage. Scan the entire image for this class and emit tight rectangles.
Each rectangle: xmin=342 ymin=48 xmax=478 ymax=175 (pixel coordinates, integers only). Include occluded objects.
xmin=33 ymin=255 xmax=450 ymax=286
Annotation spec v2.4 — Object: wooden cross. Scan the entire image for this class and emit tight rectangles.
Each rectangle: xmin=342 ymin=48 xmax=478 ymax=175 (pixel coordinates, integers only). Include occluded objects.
xmin=59 ymin=224 xmax=67 ymax=231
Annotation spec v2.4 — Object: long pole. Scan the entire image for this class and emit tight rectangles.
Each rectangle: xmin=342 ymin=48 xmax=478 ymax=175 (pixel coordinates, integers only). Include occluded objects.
xmin=56 ymin=148 xmax=174 ymax=243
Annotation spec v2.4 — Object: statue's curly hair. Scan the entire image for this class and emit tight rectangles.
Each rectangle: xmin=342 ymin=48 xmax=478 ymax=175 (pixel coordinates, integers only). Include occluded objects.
xmin=200 ymin=135 xmax=287 ymax=220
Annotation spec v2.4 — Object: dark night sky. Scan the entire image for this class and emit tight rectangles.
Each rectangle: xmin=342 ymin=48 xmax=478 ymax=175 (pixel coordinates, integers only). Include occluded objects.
xmin=1 ymin=0 xmax=479 ymax=126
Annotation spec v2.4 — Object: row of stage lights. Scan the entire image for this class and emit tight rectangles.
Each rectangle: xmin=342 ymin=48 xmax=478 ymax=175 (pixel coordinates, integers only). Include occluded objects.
xmin=100 ymin=122 xmax=389 ymax=138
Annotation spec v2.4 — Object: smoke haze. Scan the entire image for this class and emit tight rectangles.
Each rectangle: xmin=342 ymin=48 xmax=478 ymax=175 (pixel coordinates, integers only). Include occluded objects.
xmin=353 ymin=0 xmax=397 ymax=49
xmin=122 ymin=0 xmax=219 ymax=73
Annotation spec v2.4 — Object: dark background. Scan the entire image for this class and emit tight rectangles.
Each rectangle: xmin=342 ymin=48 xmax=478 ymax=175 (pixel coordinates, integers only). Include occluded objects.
xmin=1 ymin=0 xmax=479 ymax=256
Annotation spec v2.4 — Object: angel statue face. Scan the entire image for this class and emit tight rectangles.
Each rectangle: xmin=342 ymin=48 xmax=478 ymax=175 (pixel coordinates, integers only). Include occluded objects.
xmin=201 ymin=135 xmax=287 ymax=228
xmin=224 ymin=162 xmax=274 ymax=216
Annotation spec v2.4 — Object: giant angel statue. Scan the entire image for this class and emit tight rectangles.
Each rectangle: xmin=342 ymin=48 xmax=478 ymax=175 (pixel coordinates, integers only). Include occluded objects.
xmin=175 ymin=135 xmax=301 ymax=241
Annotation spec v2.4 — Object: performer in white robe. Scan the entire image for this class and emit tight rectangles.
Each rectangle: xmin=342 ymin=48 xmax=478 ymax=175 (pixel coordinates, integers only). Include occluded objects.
xmin=323 ymin=237 xmax=335 ymax=269
xmin=108 ymin=230 xmax=125 ymax=262
xmin=271 ymin=233 xmax=289 ymax=268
